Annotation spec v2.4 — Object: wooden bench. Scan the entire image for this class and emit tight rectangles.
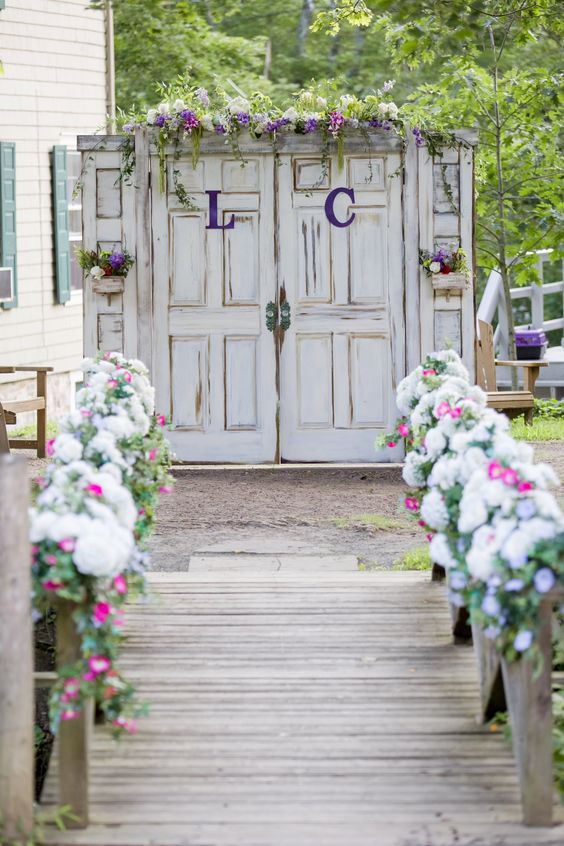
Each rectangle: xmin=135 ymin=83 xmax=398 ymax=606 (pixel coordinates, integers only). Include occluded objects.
xmin=0 ymin=365 xmax=53 ymax=458
xmin=477 ymin=320 xmax=548 ymax=424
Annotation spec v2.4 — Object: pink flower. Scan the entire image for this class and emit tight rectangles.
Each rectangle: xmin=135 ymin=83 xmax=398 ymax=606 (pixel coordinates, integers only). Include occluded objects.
xmin=502 ymin=467 xmax=519 ymax=487
xmin=93 ymin=602 xmax=112 ymax=625
xmin=113 ymin=611 xmax=124 ymax=628
xmin=422 ymin=368 xmax=436 ymax=377
xmin=436 ymin=402 xmax=451 ymax=418
xmin=122 ymin=371 xmax=132 ymax=383
xmin=426 ymin=533 xmax=434 ymax=542
xmin=404 ymin=497 xmax=419 ymax=512
xmin=46 ymin=438 xmax=55 ymax=457
xmin=34 ymin=476 xmax=47 ymax=489
xmin=88 ymin=656 xmax=111 ymax=676
xmin=398 ymin=423 xmax=409 ymax=437
xmin=488 ymin=461 xmax=503 ymax=480
xmin=418 ymin=519 xmax=426 ymax=527
xmin=518 ymin=481 xmax=533 ymax=493
xmin=108 ymin=378 xmax=118 ymax=388
xmin=61 ymin=709 xmax=79 ymax=721
xmin=138 ymin=507 xmax=146 ymax=515
xmin=42 ymin=579 xmax=62 ymax=591
xmin=80 ymin=408 xmax=92 ymax=418
xmin=45 ymin=553 xmax=58 ymax=566
xmin=58 ymin=538 xmax=75 ymax=553
xmin=113 ymin=716 xmax=137 ymax=734
xmin=63 ymin=678 xmax=80 ymax=698
xmin=449 ymin=406 xmax=462 ymax=419
xmin=387 ymin=441 xmax=397 ymax=448
xmin=86 ymin=483 xmax=103 ymax=497
xmin=159 ymin=485 xmax=173 ymax=494
xmin=156 ymin=414 xmax=166 ymax=427
xmin=114 ymin=574 xmax=127 ymax=595
xmin=149 ymin=448 xmax=158 ymax=461
xmin=83 ymin=671 xmax=95 ymax=682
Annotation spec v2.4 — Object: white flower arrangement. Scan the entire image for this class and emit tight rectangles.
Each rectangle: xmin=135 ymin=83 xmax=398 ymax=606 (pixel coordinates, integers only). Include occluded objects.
xmin=380 ymin=349 xmax=564 ymax=659
xmin=31 ymin=351 xmax=174 ymax=735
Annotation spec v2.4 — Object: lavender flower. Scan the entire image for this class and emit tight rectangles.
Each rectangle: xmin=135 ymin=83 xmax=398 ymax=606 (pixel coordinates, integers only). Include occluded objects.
xmin=449 ymin=571 xmax=467 ymax=590
xmin=484 ymin=625 xmax=501 ymax=639
xmin=534 ymin=567 xmax=556 ymax=594
xmin=481 ymin=595 xmax=501 ymax=617
xmin=195 ymin=87 xmax=209 ymax=108
xmin=266 ymin=117 xmax=290 ymax=133
xmin=304 ymin=117 xmax=318 ymax=134
xmin=122 ymin=123 xmax=134 ymax=134
xmin=236 ymin=112 xmax=250 ymax=127
xmin=155 ymin=114 xmax=168 ymax=127
xmin=505 ymin=578 xmax=524 ymax=592
xmin=215 ymin=124 xmax=227 ymax=135
xmin=516 ymin=499 xmax=536 ymax=520
xmin=383 ymin=79 xmax=395 ymax=92
xmin=413 ymin=127 xmax=424 ymax=147
xmin=514 ymin=630 xmax=533 ymax=652
xmin=108 ymin=252 xmax=125 ymax=271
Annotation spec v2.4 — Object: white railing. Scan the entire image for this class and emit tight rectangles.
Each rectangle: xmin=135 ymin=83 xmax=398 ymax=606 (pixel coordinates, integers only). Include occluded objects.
xmin=477 ymin=249 xmax=564 ymax=358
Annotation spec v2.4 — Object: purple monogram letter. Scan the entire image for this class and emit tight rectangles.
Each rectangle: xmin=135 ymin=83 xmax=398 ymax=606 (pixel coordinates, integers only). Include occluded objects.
xmin=324 ymin=187 xmax=356 ymax=228
xmin=206 ymin=190 xmax=235 ymax=230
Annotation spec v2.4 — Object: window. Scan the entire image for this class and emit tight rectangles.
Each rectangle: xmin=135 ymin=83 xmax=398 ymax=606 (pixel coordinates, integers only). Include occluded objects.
xmin=0 ymin=141 xmax=17 ymax=309
xmin=68 ymin=151 xmax=83 ymax=292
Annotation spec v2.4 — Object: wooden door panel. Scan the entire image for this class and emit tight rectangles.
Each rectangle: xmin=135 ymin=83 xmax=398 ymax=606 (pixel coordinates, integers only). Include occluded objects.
xmin=153 ymin=155 xmax=277 ymax=463
xmin=279 ymin=152 xmax=404 ymax=462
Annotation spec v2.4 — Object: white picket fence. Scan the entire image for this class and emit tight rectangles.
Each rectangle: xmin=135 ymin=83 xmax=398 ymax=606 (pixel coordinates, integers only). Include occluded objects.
xmin=477 ymin=249 xmax=564 ymax=392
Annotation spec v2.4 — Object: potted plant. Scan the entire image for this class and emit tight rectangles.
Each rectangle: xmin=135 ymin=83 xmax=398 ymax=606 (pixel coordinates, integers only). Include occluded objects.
xmin=76 ymin=246 xmax=134 ymax=294
xmin=419 ymin=246 xmax=470 ymax=291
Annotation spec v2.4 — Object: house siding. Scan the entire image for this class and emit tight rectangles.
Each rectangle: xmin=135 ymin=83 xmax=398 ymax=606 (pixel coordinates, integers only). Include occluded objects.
xmin=0 ymin=0 xmax=108 ymax=418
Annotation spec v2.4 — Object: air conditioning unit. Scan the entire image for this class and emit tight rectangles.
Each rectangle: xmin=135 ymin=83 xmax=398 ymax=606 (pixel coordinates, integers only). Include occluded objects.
xmin=0 ymin=267 xmax=14 ymax=303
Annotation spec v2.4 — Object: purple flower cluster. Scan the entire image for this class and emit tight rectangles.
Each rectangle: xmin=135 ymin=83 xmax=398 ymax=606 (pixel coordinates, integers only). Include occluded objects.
xmin=304 ymin=117 xmax=318 ymax=134
xmin=413 ymin=127 xmax=424 ymax=147
xmin=328 ymin=110 xmax=345 ymax=135
xmin=180 ymin=110 xmax=200 ymax=131
xmin=235 ymin=112 xmax=250 ymax=127
xmin=155 ymin=114 xmax=169 ymax=127
xmin=265 ymin=117 xmax=290 ymax=133
xmin=108 ymin=252 xmax=125 ymax=271
xmin=368 ymin=119 xmax=392 ymax=131
xmin=195 ymin=87 xmax=209 ymax=108
xmin=215 ymin=124 xmax=227 ymax=135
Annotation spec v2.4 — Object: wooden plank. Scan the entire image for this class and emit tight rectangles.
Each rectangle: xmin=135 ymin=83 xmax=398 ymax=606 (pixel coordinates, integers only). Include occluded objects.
xmin=501 ymin=598 xmax=554 ymax=826
xmin=472 ymin=622 xmax=506 ymax=721
xmin=0 ymin=455 xmax=33 ymax=839
xmin=56 ymin=602 xmax=91 ymax=828
xmin=2 ymin=397 xmax=45 ymax=412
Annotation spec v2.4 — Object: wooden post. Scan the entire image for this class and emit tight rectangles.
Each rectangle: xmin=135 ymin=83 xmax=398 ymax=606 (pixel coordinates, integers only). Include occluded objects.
xmin=36 ymin=370 xmax=48 ymax=459
xmin=471 ymin=623 xmax=506 ymax=721
xmin=501 ymin=598 xmax=554 ymax=826
xmin=0 ymin=454 xmax=33 ymax=839
xmin=56 ymin=602 xmax=91 ymax=828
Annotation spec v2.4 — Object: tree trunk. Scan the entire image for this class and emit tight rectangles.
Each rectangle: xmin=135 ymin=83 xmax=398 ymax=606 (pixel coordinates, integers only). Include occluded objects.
xmin=297 ymin=0 xmax=315 ymax=56
xmin=489 ymin=25 xmax=518 ymax=388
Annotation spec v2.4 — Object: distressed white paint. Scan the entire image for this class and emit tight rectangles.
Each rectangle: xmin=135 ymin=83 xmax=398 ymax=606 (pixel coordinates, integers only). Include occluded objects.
xmin=279 ymin=152 xmax=404 ymax=462
xmin=80 ymin=129 xmax=477 ymax=463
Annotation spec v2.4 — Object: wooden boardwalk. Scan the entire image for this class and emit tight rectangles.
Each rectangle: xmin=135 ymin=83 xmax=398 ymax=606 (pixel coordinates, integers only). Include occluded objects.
xmin=43 ymin=568 xmax=564 ymax=846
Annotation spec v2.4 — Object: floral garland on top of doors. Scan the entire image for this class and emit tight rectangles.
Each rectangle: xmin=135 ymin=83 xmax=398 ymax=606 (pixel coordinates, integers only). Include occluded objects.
xmin=117 ymin=78 xmax=458 ymax=209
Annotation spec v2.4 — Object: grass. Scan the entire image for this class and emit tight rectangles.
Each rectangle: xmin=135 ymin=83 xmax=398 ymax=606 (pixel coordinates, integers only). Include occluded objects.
xmin=391 ymin=545 xmax=432 ymax=571
xmin=511 ymin=416 xmax=564 ymax=442
xmin=330 ymin=513 xmax=411 ymax=532
xmin=8 ymin=421 xmax=59 ymax=439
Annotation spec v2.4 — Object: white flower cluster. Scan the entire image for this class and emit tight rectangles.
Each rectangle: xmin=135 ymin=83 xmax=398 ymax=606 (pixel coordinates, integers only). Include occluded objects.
xmin=395 ymin=350 xmax=563 ymax=649
xmin=31 ymin=353 xmax=157 ymax=580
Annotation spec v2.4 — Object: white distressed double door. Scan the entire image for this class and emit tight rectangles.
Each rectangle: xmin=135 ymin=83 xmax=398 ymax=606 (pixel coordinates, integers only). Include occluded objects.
xmin=152 ymin=150 xmax=404 ymax=463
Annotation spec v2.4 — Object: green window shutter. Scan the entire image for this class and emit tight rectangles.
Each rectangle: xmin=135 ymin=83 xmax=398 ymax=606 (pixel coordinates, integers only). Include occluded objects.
xmin=52 ymin=145 xmax=71 ymax=304
xmin=0 ymin=141 xmax=17 ymax=310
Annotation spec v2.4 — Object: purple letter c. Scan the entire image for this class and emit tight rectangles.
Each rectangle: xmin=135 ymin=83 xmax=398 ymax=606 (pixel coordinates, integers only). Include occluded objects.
xmin=324 ymin=187 xmax=356 ymax=228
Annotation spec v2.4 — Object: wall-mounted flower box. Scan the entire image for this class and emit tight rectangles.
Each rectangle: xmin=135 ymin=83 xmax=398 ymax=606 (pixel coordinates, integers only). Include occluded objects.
xmin=430 ymin=272 xmax=468 ymax=292
xmin=91 ymin=275 xmax=125 ymax=295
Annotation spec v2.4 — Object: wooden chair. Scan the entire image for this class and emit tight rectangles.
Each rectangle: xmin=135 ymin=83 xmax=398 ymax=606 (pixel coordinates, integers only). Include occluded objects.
xmin=476 ymin=320 xmax=548 ymax=424
xmin=0 ymin=366 xmax=53 ymax=457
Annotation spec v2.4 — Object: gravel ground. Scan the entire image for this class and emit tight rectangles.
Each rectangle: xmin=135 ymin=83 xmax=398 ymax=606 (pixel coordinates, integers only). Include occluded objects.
xmin=23 ymin=440 xmax=564 ymax=571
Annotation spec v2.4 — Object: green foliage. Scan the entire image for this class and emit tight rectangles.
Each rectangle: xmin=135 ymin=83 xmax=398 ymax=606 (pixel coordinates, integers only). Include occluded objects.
xmin=391 ymin=545 xmax=432 ymax=571
xmin=532 ymin=398 xmax=564 ymax=420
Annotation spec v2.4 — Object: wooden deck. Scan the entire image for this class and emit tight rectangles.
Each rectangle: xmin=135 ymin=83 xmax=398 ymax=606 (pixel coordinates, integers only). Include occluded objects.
xmin=43 ymin=569 xmax=564 ymax=846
